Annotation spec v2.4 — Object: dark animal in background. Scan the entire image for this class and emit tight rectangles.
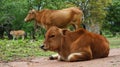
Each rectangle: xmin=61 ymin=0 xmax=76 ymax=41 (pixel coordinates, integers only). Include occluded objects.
xmin=0 ymin=23 xmax=13 ymax=39
xmin=0 ymin=25 xmax=4 ymax=39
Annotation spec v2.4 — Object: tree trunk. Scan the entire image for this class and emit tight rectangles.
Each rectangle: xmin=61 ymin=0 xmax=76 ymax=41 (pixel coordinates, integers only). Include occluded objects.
xmin=85 ymin=23 xmax=101 ymax=34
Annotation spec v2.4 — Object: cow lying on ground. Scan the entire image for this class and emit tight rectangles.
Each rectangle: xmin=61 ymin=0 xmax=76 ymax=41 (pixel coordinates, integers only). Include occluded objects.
xmin=40 ymin=26 xmax=109 ymax=62
xmin=24 ymin=7 xmax=83 ymax=30
xmin=10 ymin=30 xmax=25 ymax=40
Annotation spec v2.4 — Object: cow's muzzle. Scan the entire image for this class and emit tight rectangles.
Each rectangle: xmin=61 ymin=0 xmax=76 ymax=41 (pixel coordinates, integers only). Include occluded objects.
xmin=24 ymin=18 xmax=29 ymax=22
xmin=40 ymin=45 xmax=44 ymax=49
xmin=40 ymin=45 xmax=47 ymax=51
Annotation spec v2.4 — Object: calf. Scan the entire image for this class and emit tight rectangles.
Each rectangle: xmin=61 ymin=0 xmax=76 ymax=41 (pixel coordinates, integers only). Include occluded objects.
xmin=40 ymin=26 xmax=109 ymax=62
xmin=10 ymin=30 xmax=25 ymax=40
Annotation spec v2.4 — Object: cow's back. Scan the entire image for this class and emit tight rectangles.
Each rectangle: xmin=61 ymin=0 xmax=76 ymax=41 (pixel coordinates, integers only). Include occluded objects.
xmin=70 ymin=29 xmax=109 ymax=59
xmin=41 ymin=9 xmax=72 ymax=26
xmin=17 ymin=30 xmax=25 ymax=35
xmin=89 ymin=33 xmax=109 ymax=58
xmin=11 ymin=30 xmax=25 ymax=36
xmin=39 ymin=7 xmax=83 ymax=29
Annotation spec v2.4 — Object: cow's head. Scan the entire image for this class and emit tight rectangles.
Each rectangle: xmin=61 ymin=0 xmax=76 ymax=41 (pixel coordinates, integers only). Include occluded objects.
xmin=24 ymin=9 xmax=36 ymax=22
xmin=40 ymin=26 xmax=68 ymax=52
xmin=10 ymin=31 xmax=14 ymax=35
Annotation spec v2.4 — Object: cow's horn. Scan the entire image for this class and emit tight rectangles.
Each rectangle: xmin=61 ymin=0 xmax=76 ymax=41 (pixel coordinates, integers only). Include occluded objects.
xmin=59 ymin=29 xmax=67 ymax=35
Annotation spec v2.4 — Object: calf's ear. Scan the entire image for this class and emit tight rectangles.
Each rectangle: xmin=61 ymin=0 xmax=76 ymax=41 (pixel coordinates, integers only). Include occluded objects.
xmin=59 ymin=29 xmax=68 ymax=36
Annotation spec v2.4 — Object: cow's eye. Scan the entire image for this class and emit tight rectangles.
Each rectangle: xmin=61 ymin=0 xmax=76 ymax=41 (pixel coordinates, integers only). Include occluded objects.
xmin=49 ymin=35 xmax=55 ymax=38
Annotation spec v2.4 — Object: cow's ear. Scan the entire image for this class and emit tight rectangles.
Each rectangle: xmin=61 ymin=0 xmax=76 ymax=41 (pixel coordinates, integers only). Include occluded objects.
xmin=59 ymin=29 xmax=68 ymax=35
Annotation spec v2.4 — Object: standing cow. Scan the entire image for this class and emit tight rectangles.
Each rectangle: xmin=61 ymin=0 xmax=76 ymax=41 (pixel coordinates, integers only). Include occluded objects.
xmin=24 ymin=7 xmax=83 ymax=30
xmin=40 ymin=26 xmax=109 ymax=62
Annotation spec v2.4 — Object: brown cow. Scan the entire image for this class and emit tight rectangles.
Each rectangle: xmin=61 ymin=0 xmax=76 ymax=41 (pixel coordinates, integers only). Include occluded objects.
xmin=24 ymin=7 xmax=83 ymax=30
xmin=40 ymin=26 xmax=109 ymax=62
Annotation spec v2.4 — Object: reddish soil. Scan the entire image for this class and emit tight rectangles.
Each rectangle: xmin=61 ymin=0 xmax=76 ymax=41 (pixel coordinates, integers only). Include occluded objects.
xmin=0 ymin=48 xmax=120 ymax=67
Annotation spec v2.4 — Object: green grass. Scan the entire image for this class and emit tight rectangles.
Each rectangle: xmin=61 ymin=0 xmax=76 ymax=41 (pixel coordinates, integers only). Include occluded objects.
xmin=107 ymin=37 xmax=120 ymax=48
xmin=0 ymin=39 xmax=55 ymax=62
xmin=0 ymin=37 xmax=120 ymax=62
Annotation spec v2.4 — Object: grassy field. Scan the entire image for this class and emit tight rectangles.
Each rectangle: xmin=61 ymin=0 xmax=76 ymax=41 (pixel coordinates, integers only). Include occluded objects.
xmin=108 ymin=37 xmax=120 ymax=48
xmin=0 ymin=39 xmax=55 ymax=62
xmin=0 ymin=37 xmax=120 ymax=62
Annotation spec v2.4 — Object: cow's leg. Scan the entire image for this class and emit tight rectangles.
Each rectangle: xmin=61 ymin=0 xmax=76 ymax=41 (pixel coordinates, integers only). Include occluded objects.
xmin=72 ymin=22 xmax=80 ymax=30
xmin=72 ymin=15 xmax=81 ymax=30
xmin=16 ymin=36 xmax=19 ymax=40
xmin=67 ymin=52 xmax=92 ymax=62
xmin=49 ymin=54 xmax=64 ymax=61
xmin=76 ymin=20 xmax=81 ymax=29
xmin=22 ymin=35 xmax=24 ymax=40
xmin=72 ymin=24 xmax=77 ymax=30
xmin=49 ymin=54 xmax=59 ymax=60
xmin=13 ymin=35 xmax=16 ymax=40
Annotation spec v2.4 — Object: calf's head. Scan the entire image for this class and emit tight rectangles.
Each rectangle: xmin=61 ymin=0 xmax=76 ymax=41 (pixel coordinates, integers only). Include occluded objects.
xmin=24 ymin=9 xmax=36 ymax=22
xmin=10 ymin=31 xmax=14 ymax=35
xmin=40 ymin=26 xmax=67 ymax=52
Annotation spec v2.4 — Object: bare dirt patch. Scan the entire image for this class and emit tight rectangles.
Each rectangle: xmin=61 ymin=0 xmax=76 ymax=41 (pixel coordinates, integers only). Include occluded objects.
xmin=1 ymin=48 xmax=120 ymax=67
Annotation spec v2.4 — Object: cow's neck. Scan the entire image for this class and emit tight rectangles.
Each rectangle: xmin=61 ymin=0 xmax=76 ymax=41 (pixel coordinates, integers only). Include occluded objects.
xmin=58 ymin=29 xmax=85 ymax=59
xmin=58 ymin=37 xmax=71 ymax=59
xmin=58 ymin=32 xmax=77 ymax=58
xmin=34 ymin=11 xmax=42 ymax=24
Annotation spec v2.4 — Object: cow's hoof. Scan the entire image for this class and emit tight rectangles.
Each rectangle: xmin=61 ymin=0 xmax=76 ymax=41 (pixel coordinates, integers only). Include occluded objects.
xmin=49 ymin=56 xmax=55 ymax=60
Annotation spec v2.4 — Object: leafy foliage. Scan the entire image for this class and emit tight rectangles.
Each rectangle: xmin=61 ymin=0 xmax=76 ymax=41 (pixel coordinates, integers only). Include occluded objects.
xmin=65 ymin=0 xmax=112 ymax=34
xmin=0 ymin=0 xmax=32 ymax=31
xmin=104 ymin=0 xmax=120 ymax=35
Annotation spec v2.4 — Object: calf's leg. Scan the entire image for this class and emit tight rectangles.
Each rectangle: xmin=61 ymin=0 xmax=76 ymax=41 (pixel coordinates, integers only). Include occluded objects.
xmin=49 ymin=54 xmax=59 ymax=60
xmin=49 ymin=54 xmax=64 ymax=61
xmin=22 ymin=35 xmax=24 ymax=40
xmin=67 ymin=52 xmax=92 ymax=62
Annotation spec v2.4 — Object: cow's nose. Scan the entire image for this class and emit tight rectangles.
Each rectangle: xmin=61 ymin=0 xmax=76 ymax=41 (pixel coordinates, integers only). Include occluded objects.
xmin=40 ymin=45 xmax=44 ymax=49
